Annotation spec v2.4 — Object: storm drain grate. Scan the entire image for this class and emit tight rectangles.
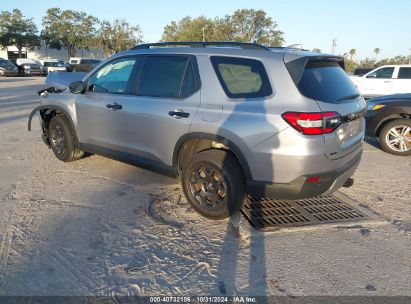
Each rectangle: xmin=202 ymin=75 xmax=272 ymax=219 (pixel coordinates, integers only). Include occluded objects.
xmin=242 ymin=196 xmax=366 ymax=230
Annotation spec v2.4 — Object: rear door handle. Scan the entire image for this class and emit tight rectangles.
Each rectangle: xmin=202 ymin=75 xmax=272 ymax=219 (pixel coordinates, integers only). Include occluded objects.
xmin=168 ymin=110 xmax=190 ymax=118
xmin=106 ymin=103 xmax=122 ymax=110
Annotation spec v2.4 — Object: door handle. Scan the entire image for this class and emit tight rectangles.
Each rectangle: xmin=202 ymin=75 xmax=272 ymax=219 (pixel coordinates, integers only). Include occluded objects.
xmin=106 ymin=103 xmax=122 ymax=110
xmin=168 ymin=110 xmax=190 ymax=118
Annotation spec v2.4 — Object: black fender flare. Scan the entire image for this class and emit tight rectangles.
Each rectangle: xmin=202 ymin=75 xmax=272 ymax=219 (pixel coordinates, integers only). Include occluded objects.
xmin=373 ymin=106 xmax=411 ymax=137
xmin=172 ymin=132 xmax=253 ymax=180
xmin=28 ymin=105 xmax=76 ymax=131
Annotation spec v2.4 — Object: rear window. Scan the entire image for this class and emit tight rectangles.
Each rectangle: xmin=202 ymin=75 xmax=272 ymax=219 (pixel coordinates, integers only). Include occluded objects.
xmin=211 ymin=56 xmax=272 ymax=98
xmin=398 ymin=67 xmax=411 ymax=79
xmin=297 ymin=61 xmax=360 ymax=103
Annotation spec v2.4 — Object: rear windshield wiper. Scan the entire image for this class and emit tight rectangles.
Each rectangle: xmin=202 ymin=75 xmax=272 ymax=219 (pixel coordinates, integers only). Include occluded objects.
xmin=337 ymin=94 xmax=361 ymax=101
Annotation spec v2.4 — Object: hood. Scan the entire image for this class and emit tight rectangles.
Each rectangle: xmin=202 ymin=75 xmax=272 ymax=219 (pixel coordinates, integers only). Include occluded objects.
xmin=45 ymin=71 xmax=87 ymax=89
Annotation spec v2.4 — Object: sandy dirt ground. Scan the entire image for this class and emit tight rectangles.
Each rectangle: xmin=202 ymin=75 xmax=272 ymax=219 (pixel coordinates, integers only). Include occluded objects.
xmin=0 ymin=77 xmax=410 ymax=297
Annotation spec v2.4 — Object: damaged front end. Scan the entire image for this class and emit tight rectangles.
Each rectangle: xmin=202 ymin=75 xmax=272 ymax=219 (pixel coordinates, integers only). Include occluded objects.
xmin=37 ymin=87 xmax=65 ymax=96
xmin=28 ymin=88 xmax=69 ymax=148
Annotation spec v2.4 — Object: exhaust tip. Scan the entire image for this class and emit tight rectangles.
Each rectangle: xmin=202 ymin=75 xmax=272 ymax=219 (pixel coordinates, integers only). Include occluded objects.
xmin=343 ymin=178 xmax=354 ymax=188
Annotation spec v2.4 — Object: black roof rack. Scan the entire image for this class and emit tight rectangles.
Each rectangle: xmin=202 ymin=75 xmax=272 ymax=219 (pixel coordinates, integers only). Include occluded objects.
xmin=130 ymin=41 xmax=269 ymax=51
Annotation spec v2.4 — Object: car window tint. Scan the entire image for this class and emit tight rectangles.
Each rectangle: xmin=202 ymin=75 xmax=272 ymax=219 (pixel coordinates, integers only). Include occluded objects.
xmin=87 ymin=58 xmax=137 ymax=94
xmin=375 ymin=67 xmax=394 ymax=78
xmin=180 ymin=62 xmax=195 ymax=97
xmin=138 ymin=56 xmax=188 ymax=98
xmin=297 ymin=61 xmax=360 ymax=103
xmin=398 ymin=67 xmax=411 ymax=79
xmin=211 ymin=56 xmax=272 ymax=98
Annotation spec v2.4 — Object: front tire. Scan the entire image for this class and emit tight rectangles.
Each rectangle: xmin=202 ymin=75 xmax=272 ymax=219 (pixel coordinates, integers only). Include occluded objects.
xmin=181 ymin=149 xmax=245 ymax=220
xmin=48 ymin=114 xmax=84 ymax=162
xmin=379 ymin=119 xmax=411 ymax=156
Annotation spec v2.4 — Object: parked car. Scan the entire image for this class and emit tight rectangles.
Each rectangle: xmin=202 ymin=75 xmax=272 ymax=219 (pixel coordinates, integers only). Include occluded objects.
xmin=353 ymin=68 xmax=373 ymax=77
xmin=67 ymin=57 xmax=101 ymax=72
xmin=365 ymin=94 xmax=411 ymax=156
xmin=350 ymin=65 xmax=411 ymax=98
xmin=38 ymin=59 xmax=67 ymax=75
xmin=28 ymin=42 xmax=366 ymax=220
xmin=14 ymin=58 xmax=43 ymax=76
xmin=0 ymin=58 xmax=19 ymax=76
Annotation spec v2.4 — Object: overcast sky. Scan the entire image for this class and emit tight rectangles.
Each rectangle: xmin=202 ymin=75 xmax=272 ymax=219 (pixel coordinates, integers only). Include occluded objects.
xmin=2 ymin=0 xmax=410 ymax=59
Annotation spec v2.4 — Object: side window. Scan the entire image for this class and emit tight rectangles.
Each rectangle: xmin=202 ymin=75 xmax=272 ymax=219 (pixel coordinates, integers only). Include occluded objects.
xmin=398 ymin=67 xmax=411 ymax=79
xmin=87 ymin=57 xmax=138 ymax=94
xmin=374 ymin=67 xmax=394 ymax=78
xmin=137 ymin=56 xmax=196 ymax=98
xmin=181 ymin=62 xmax=195 ymax=97
xmin=211 ymin=56 xmax=272 ymax=98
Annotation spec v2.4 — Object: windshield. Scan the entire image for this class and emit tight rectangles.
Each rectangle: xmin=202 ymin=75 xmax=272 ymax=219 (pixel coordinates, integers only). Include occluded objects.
xmin=0 ymin=60 xmax=15 ymax=69
xmin=45 ymin=62 xmax=63 ymax=67
xmin=297 ymin=61 xmax=360 ymax=103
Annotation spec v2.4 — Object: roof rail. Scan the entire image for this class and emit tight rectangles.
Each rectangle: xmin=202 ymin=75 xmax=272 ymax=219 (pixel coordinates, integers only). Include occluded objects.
xmin=130 ymin=41 xmax=269 ymax=51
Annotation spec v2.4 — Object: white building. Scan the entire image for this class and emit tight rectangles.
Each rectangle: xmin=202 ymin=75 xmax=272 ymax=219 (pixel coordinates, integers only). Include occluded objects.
xmin=0 ymin=42 xmax=105 ymax=62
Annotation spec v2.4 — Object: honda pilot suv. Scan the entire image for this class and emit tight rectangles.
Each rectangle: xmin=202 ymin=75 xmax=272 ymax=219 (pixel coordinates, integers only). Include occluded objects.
xmin=28 ymin=42 xmax=366 ymax=220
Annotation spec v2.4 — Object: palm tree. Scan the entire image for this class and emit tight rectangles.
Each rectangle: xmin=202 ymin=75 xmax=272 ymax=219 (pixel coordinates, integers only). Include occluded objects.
xmin=349 ymin=48 xmax=356 ymax=60
xmin=374 ymin=48 xmax=380 ymax=58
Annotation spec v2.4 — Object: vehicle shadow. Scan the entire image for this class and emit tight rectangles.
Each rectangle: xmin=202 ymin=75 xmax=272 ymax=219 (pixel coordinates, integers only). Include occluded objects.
xmin=364 ymin=136 xmax=381 ymax=149
xmin=215 ymin=96 xmax=278 ymax=297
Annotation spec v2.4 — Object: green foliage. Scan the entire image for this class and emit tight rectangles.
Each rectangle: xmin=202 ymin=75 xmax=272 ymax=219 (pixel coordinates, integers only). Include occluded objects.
xmin=162 ymin=16 xmax=214 ymax=42
xmin=98 ymin=19 xmax=143 ymax=56
xmin=0 ymin=9 xmax=40 ymax=57
xmin=162 ymin=9 xmax=284 ymax=46
xmin=312 ymin=48 xmax=321 ymax=53
xmin=41 ymin=8 xmax=99 ymax=57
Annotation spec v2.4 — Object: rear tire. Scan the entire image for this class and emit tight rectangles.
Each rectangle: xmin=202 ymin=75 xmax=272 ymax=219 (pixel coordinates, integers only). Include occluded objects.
xmin=379 ymin=119 xmax=411 ymax=156
xmin=48 ymin=114 xmax=84 ymax=162
xmin=181 ymin=149 xmax=245 ymax=220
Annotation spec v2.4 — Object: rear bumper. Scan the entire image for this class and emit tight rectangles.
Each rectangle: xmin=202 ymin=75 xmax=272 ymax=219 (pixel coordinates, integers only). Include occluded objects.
xmin=246 ymin=150 xmax=361 ymax=199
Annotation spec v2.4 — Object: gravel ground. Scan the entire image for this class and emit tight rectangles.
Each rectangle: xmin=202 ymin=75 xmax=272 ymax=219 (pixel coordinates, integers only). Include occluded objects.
xmin=0 ymin=77 xmax=410 ymax=297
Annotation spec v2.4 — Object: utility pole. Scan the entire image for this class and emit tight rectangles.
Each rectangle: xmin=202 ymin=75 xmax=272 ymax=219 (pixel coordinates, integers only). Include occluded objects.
xmin=331 ymin=38 xmax=337 ymax=54
xmin=202 ymin=27 xmax=206 ymax=42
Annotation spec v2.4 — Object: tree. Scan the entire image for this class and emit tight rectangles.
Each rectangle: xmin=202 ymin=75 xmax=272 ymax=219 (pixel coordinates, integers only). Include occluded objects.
xmin=223 ymin=9 xmax=284 ymax=46
xmin=41 ymin=8 xmax=99 ymax=57
xmin=98 ymin=19 xmax=143 ymax=56
xmin=374 ymin=48 xmax=380 ymax=58
xmin=349 ymin=48 xmax=356 ymax=60
xmin=0 ymin=9 xmax=41 ymax=58
xmin=161 ymin=9 xmax=284 ymax=46
xmin=312 ymin=48 xmax=321 ymax=53
xmin=162 ymin=16 xmax=214 ymax=42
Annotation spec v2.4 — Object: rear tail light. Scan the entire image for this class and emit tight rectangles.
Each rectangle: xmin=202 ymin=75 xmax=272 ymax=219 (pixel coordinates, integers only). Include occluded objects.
xmin=282 ymin=111 xmax=342 ymax=135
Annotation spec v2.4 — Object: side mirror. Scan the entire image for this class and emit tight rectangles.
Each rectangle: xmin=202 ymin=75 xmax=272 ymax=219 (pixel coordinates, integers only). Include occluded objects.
xmin=69 ymin=81 xmax=85 ymax=94
xmin=366 ymin=73 xmax=377 ymax=78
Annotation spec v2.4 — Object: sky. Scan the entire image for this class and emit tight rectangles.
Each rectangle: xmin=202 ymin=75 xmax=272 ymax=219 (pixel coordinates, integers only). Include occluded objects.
xmin=1 ymin=0 xmax=410 ymax=60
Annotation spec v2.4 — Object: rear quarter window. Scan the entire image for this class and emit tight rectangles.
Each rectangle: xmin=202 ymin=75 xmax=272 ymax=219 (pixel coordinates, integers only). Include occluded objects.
xmin=211 ymin=56 xmax=272 ymax=99
xmin=297 ymin=61 xmax=360 ymax=103
xmin=398 ymin=67 xmax=411 ymax=79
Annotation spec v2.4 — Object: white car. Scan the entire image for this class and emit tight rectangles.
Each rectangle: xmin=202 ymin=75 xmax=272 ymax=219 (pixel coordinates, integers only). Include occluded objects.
xmin=350 ymin=65 xmax=411 ymax=98
xmin=38 ymin=59 xmax=67 ymax=75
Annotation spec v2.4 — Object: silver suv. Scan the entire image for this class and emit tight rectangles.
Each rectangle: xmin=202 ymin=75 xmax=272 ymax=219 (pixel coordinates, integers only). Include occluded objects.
xmin=28 ymin=42 xmax=366 ymax=220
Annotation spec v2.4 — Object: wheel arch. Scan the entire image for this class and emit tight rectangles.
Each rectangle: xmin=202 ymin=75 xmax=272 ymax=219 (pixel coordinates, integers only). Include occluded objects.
xmin=28 ymin=105 xmax=79 ymax=146
xmin=375 ymin=113 xmax=411 ymax=138
xmin=28 ymin=105 xmax=75 ymax=131
xmin=173 ymin=132 xmax=253 ymax=180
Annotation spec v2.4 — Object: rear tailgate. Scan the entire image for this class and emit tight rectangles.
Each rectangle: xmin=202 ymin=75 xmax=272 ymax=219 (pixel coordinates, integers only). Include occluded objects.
xmin=285 ymin=55 xmax=367 ymax=160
